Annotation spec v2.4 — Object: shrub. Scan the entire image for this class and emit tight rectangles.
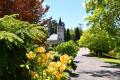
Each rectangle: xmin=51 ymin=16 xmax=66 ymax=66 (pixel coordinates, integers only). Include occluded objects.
xmin=55 ymin=40 xmax=79 ymax=57
xmin=108 ymin=49 xmax=117 ymax=58
xmin=24 ymin=47 xmax=72 ymax=80
xmin=77 ymin=27 xmax=114 ymax=55
xmin=108 ymin=48 xmax=120 ymax=59
xmin=0 ymin=15 xmax=47 ymax=80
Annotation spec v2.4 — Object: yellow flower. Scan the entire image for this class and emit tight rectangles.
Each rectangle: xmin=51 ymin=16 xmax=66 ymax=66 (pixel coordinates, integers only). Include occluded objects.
xmin=37 ymin=54 xmax=48 ymax=65
xmin=31 ymin=71 xmax=39 ymax=79
xmin=37 ymin=57 xmax=42 ymax=65
xmin=46 ymin=52 xmax=54 ymax=60
xmin=60 ymin=54 xmax=70 ymax=64
xmin=41 ymin=54 xmax=47 ymax=59
xmin=46 ymin=52 xmax=51 ymax=58
xmin=55 ymin=62 xmax=61 ymax=68
xmin=59 ymin=64 xmax=66 ymax=72
xmin=36 ymin=47 xmax=45 ymax=53
xmin=48 ymin=62 xmax=56 ymax=67
xmin=56 ymin=72 xmax=63 ymax=80
xmin=46 ymin=67 xmax=56 ymax=74
xmin=26 ymin=51 xmax=36 ymax=60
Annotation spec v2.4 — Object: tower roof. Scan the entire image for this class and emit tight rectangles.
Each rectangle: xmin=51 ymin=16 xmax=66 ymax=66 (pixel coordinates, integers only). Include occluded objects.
xmin=58 ymin=18 xmax=65 ymax=26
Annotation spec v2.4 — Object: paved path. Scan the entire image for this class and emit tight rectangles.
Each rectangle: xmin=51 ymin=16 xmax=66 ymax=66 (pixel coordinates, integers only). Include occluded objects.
xmin=71 ymin=48 xmax=120 ymax=80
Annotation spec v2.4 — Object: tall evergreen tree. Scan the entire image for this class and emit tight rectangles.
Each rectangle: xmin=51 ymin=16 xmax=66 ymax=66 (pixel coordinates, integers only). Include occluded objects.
xmin=51 ymin=20 xmax=58 ymax=34
xmin=74 ymin=27 xmax=82 ymax=41
xmin=70 ymin=29 xmax=75 ymax=40
xmin=74 ymin=27 xmax=80 ymax=41
xmin=66 ymin=29 xmax=71 ymax=41
xmin=64 ymin=28 xmax=67 ymax=41
xmin=48 ymin=19 xmax=58 ymax=35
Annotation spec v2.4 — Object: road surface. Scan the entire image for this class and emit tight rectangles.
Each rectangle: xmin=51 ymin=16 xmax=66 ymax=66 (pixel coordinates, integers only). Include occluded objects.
xmin=71 ymin=48 xmax=120 ymax=80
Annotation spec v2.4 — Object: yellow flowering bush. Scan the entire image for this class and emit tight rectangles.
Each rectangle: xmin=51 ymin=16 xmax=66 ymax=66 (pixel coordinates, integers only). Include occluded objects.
xmin=25 ymin=47 xmax=71 ymax=80
xmin=26 ymin=51 xmax=36 ymax=61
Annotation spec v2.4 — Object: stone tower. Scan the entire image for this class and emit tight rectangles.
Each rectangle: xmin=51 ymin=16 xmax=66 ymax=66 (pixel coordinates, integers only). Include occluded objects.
xmin=57 ymin=18 xmax=65 ymax=42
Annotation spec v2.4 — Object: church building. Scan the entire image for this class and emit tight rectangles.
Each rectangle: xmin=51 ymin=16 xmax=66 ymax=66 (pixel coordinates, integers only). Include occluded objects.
xmin=46 ymin=18 xmax=65 ymax=47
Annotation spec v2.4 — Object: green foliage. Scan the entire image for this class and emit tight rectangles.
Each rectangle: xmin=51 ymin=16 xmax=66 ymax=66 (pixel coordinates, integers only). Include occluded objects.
xmin=99 ymin=58 xmax=120 ymax=65
xmin=77 ymin=28 xmax=93 ymax=47
xmin=66 ymin=29 xmax=71 ymax=41
xmin=69 ymin=29 xmax=75 ymax=41
xmin=85 ymin=0 xmax=120 ymax=35
xmin=48 ymin=20 xmax=58 ymax=35
xmin=108 ymin=49 xmax=118 ymax=58
xmin=74 ymin=27 xmax=82 ymax=41
xmin=85 ymin=0 xmax=120 ymax=58
xmin=108 ymin=48 xmax=120 ymax=59
xmin=67 ymin=27 xmax=82 ymax=42
xmin=0 ymin=31 xmax=23 ymax=44
xmin=0 ymin=15 xmax=47 ymax=80
xmin=0 ymin=15 xmax=47 ymax=44
xmin=77 ymin=27 xmax=114 ymax=54
xmin=55 ymin=40 xmax=79 ymax=57
xmin=64 ymin=28 xmax=67 ymax=41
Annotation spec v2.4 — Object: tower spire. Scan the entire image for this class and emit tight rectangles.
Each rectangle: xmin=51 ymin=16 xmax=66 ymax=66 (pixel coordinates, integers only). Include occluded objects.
xmin=59 ymin=17 xmax=62 ymax=26
xmin=58 ymin=17 xmax=65 ymax=26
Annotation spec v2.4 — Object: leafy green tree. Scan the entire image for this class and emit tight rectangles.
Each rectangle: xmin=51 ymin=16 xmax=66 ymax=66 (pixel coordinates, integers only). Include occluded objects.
xmin=85 ymin=0 xmax=120 ymax=36
xmin=0 ymin=15 xmax=47 ymax=80
xmin=66 ymin=29 xmax=71 ymax=41
xmin=77 ymin=27 xmax=114 ymax=55
xmin=85 ymin=0 xmax=120 ymax=57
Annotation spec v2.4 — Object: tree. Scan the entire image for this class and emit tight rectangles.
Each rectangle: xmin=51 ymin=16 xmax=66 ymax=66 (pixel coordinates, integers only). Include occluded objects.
xmin=49 ymin=20 xmax=58 ymax=35
xmin=0 ymin=0 xmax=49 ymax=23
xmin=66 ymin=29 xmax=71 ymax=41
xmin=64 ymin=28 xmax=67 ymax=41
xmin=85 ymin=0 xmax=120 ymax=57
xmin=70 ymin=28 xmax=75 ymax=40
xmin=74 ymin=27 xmax=82 ymax=41
xmin=77 ymin=27 xmax=114 ymax=56
xmin=85 ymin=0 xmax=120 ymax=36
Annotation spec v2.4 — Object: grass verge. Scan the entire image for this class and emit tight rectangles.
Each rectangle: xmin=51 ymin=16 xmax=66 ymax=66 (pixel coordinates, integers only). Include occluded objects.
xmin=99 ymin=58 xmax=120 ymax=65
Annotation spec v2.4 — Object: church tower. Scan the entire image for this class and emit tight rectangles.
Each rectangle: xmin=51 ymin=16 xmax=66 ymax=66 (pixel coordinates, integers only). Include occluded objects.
xmin=57 ymin=18 xmax=65 ymax=42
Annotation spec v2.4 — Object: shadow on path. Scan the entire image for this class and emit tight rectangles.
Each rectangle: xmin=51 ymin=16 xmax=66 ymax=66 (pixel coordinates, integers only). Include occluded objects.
xmin=71 ymin=48 xmax=120 ymax=80
xmin=78 ymin=70 xmax=120 ymax=78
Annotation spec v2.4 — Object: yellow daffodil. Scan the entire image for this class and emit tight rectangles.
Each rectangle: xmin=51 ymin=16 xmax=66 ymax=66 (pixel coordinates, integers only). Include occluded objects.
xmin=26 ymin=51 xmax=36 ymax=60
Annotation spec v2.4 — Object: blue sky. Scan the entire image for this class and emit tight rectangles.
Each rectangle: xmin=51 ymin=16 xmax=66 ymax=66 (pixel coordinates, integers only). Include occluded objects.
xmin=44 ymin=0 xmax=88 ymax=29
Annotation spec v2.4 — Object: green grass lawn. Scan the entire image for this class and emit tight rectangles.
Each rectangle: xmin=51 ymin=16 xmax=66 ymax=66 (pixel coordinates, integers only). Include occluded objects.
xmin=99 ymin=58 xmax=120 ymax=65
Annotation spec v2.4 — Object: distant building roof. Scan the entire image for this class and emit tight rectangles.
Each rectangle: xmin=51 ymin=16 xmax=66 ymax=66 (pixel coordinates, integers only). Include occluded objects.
xmin=47 ymin=34 xmax=58 ymax=41
xmin=46 ymin=34 xmax=58 ymax=44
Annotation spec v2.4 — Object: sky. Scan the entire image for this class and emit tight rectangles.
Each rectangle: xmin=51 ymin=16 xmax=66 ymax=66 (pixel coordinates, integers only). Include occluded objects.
xmin=44 ymin=0 xmax=88 ymax=29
